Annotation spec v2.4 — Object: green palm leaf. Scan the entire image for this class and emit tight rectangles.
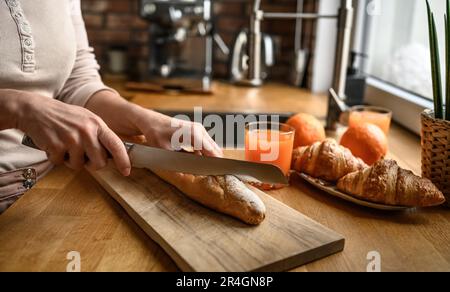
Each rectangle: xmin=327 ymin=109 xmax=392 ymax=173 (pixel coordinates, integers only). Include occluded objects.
xmin=426 ymin=0 xmax=443 ymax=119
xmin=445 ymin=0 xmax=450 ymax=120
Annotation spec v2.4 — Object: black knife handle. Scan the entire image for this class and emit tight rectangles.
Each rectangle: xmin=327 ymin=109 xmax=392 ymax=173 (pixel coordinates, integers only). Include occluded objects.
xmin=21 ymin=135 xmax=133 ymax=162
xmin=22 ymin=135 xmax=89 ymax=162
xmin=21 ymin=135 xmax=39 ymax=150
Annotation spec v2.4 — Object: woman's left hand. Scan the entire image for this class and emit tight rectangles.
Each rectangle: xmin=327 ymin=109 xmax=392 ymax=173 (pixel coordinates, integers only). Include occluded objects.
xmin=86 ymin=91 xmax=223 ymax=159
xmin=133 ymin=109 xmax=223 ymax=157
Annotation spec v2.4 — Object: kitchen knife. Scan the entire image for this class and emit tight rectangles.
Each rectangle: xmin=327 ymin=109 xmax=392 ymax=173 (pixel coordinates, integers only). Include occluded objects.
xmin=22 ymin=135 xmax=288 ymax=185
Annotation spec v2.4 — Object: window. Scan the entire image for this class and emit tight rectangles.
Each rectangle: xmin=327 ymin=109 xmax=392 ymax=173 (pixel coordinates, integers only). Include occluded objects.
xmin=350 ymin=0 xmax=446 ymax=134
xmin=361 ymin=0 xmax=446 ymax=100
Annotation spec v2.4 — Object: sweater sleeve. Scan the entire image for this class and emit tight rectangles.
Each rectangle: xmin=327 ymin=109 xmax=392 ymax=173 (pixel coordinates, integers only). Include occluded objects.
xmin=56 ymin=0 xmax=117 ymax=107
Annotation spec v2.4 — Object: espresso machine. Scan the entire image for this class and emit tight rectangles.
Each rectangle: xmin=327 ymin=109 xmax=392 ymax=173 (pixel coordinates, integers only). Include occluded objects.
xmin=139 ymin=0 xmax=227 ymax=93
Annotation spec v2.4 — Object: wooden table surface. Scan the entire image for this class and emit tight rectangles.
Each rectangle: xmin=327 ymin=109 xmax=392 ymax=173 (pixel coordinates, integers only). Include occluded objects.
xmin=0 ymin=80 xmax=449 ymax=272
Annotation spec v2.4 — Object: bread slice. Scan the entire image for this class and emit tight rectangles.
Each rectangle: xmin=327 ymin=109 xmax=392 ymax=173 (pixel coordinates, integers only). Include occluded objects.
xmin=152 ymin=169 xmax=266 ymax=225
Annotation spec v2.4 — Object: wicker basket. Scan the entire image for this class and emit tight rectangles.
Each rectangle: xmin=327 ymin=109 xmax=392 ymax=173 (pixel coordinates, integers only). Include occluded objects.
xmin=421 ymin=109 xmax=450 ymax=207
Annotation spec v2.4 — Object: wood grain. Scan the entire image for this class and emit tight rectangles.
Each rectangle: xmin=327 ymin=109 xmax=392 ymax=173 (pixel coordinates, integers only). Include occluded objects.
xmin=128 ymin=82 xmax=328 ymax=119
xmin=89 ymin=164 xmax=344 ymax=272
xmin=0 ymin=81 xmax=449 ymax=271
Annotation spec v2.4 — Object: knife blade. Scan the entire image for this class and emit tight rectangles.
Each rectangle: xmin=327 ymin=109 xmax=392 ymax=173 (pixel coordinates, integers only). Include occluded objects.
xmin=21 ymin=135 xmax=288 ymax=185
xmin=128 ymin=143 xmax=288 ymax=185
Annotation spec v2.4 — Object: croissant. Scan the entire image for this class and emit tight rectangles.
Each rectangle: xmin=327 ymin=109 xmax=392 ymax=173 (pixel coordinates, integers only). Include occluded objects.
xmin=337 ymin=159 xmax=445 ymax=207
xmin=291 ymin=139 xmax=368 ymax=182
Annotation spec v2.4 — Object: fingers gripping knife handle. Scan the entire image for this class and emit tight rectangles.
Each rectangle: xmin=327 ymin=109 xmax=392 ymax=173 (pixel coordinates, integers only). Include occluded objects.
xmin=21 ymin=135 xmax=134 ymax=161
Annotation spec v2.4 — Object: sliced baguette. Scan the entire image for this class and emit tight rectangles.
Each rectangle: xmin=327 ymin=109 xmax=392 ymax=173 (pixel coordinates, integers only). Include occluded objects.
xmin=152 ymin=169 xmax=266 ymax=225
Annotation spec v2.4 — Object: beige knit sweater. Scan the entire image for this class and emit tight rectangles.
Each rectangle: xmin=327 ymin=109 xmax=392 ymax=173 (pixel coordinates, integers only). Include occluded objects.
xmin=0 ymin=0 xmax=113 ymax=172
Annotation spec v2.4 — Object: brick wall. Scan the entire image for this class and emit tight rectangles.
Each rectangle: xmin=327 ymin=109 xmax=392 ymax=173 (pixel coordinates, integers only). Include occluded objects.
xmin=81 ymin=0 xmax=319 ymax=87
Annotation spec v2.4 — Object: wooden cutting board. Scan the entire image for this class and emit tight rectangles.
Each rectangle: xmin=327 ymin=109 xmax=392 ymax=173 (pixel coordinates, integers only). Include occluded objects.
xmin=89 ymin=164 xmax=344 ymax=272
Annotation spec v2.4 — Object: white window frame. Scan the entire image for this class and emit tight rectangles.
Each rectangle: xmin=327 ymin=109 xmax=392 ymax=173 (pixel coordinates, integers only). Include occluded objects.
xmin=355 ymin=0 xmax=432 ymax=135
xmin=365 ymin=77 xmax=432 ymax=134
xmin=312 ymin=0 xmax=432 ymax=135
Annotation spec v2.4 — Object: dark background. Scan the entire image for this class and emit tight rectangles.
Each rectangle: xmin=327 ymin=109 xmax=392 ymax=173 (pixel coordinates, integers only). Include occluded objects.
xmin=81 ymin=0 xmax=319 ymax=88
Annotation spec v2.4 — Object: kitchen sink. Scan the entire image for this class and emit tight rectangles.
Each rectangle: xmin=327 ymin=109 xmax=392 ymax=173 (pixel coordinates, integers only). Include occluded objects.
xmin=157 ymin=110 xmax=294 ymax=148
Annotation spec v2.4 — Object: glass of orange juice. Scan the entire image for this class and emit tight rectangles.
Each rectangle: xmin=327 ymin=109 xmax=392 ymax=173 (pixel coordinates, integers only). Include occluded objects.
xmin=245 ymin=122 xmax=295 ymax=190
xmin=348 ymin=105 xmax=392 ymax=134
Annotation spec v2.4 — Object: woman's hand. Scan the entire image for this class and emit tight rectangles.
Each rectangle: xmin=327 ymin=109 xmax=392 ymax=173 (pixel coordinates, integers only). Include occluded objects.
xmin=13 ymin=91 xmax=131 ymax=176
xmin=133 ymin=110 xmax=223 ymax=157
xmin=86 ymin=90 xmax=223 ymax=158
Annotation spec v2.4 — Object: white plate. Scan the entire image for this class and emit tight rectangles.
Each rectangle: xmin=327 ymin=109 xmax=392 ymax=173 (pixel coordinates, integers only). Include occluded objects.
xmin=296 ymin=173 xmax=410 ymax=211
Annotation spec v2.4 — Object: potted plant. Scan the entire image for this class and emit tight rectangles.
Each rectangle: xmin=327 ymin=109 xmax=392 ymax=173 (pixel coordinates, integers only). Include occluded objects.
xmin=422 ymin=0 xmax=450 ymax=206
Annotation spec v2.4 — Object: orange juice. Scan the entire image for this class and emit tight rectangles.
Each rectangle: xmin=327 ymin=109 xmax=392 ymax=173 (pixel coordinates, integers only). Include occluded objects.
xmin=245 ymin=128 xmax=294 ymax=176
xmin=348 ymin=106 xmax=392 ymax=134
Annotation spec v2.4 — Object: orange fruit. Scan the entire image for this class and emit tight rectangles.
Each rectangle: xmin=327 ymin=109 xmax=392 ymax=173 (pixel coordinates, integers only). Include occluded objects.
xmin=340 ymin=124 xmax=388 ymax=165
xmin=286 ymin=113 xmax=326 ymax=148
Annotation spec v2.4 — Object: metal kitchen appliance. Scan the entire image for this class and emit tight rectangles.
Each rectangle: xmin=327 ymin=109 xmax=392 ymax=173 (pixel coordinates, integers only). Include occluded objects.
xmin=139 ymin=0 xmax=228 ymax=92
xmin=230 ymin=30 xmax=274 ymax=85
xmin=229 ymin=0 xmax=354 ymax=129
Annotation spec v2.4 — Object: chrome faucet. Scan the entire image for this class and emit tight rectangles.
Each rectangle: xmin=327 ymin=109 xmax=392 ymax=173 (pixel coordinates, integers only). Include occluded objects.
xmin=242 ymin=0 xmax=354 ymax=129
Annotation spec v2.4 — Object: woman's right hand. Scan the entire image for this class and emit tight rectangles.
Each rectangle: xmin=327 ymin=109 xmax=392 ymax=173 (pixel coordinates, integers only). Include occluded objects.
xmin=11 ymin=90 xmax=131 ymax=176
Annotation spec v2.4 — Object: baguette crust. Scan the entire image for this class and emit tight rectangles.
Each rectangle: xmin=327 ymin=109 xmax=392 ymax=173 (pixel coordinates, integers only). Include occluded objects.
xmin=291 ymin=139 xmax=368 ymax=182
xmin=152 ymin=169 xmax=266 ymax=225
xmin=337 ymin=159 xmax=446 ymax=207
